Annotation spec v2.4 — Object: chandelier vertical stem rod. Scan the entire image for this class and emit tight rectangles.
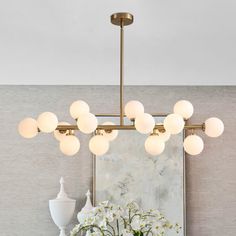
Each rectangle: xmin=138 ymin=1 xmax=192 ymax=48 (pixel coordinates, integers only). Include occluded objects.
xmin=120 ymin=20 xmax=124 ymax=126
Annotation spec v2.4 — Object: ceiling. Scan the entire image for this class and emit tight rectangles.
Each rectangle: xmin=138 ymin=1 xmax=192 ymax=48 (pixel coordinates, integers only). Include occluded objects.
xmin=0 ymin=0 xmax=235 ymax=85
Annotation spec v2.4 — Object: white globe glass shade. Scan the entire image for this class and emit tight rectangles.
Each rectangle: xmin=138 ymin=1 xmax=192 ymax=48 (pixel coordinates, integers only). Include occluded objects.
xmin=135 ymin=113 xmax=155 ymax=134
xmin=70 ymin=100 xmax=90 ymax=119
xmin=18 ymin=117 xmax=38 ymax=138
xmin=77 ymin=113 xmax=98 ymax=134
xmin=184 ymin=134 xmax=204 ymax=155
xmin=60 ymin=135 xmax=80 ymax=156
xmin=54 ymin=122 xmax=70 ymax=141
xmin=145 ymin=135 xmax=165 ymax=156
xmin=174 ymin=100 xmax=194 ymax=120
xmin=101 ymin=122 xmax=118 ymax=141
xmin=37 ymin=112 xmax=58 ymax=133
xmin=125 ymin=100 xmax=144 ymax=120
xmin=204 ymin=117 xmax=224 ymax=138
xmin=164 ymin=114 xmax=185 ymax=135
xmin=157 ymin=130 xmax=171 ymax=142
xmin=89 ymin=135 xmax=109 ymax=156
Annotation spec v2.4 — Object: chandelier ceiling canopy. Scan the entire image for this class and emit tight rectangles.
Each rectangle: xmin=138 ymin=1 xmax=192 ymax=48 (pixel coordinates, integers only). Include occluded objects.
xmin=18 ymin=13 xmax=224 ymax=157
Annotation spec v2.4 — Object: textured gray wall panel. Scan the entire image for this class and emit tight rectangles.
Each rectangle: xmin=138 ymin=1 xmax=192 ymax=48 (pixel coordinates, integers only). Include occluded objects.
xmin=0 ymin=86 xmax=235 ymax=236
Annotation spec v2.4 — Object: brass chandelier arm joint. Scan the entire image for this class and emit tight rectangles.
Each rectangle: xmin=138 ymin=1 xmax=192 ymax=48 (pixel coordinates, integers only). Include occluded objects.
xmin=202 ymin=123 xmax=206 ymax=131
xmin=152 ymin=128 xmax=160 ymax=135
xmin=95 ymin=129 xmax=102 ymax=135
xmin=68 ymin=130 xmax=75 ymax=135
xmin=184 ymin=124 xmax=205 ymax=130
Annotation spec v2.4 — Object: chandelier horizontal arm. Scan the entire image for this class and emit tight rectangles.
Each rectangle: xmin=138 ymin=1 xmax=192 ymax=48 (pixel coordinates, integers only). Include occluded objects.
xmin=56 ymin=123 xmax=205 ymax=131
xmin=94 ymin=113 xmax=169 ymax=117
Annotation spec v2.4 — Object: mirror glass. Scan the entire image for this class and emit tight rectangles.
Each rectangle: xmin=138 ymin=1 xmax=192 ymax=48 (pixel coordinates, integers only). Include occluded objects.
xmin=93 ymin=116 xmax=185 ymax=236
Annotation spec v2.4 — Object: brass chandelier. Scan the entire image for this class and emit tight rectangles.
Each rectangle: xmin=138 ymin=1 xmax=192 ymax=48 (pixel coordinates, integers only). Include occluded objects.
xmin=18 ymin=13 xmax=224 ymax=156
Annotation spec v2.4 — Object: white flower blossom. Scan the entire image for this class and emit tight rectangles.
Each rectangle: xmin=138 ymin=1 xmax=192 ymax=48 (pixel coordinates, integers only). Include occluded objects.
xmin=98 ymin=218 xmax=107 ymax=229
xmin=70 ymin=224 xmax=80 ymax=236
xmin=126 ymin=201 xmax=139 ymax=212
xmin=70 ymin=201 xmax=181 ymax=236
xmin=105 ymin=211 xmax=114 ymax=222
xmin=131 ymin=217 xmax=141 ymax=230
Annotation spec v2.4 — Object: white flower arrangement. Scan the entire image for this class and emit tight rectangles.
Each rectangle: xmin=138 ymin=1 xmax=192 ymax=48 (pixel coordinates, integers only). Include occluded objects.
xmin=71 ymin=201 xmax=181 ymax=236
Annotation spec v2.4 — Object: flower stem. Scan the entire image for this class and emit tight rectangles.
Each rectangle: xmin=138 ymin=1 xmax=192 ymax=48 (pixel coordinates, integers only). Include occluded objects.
xmin=116 ymin=219 xmax=120 ymax=236
xmin=107 ymin=223 xmax=116 ymax=236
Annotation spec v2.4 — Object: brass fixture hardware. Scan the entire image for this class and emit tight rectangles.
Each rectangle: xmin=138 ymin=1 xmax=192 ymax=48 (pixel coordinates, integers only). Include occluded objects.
xmin=57 ymin=123 xmax=204 ymax=132
xmin=18 ymin=12 xmax=224 ymax=157
xmin=68 ymin=130 xmax=75 ymax=136
xmin=111 ymin=13 xmax=133 ymax=26
xmin=95 ymin=129 xmax=102 ymax=135
xmin=110 ymin=13 xmax=133 ymax=125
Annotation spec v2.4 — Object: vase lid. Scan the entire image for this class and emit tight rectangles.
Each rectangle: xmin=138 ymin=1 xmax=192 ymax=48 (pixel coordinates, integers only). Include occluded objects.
xmin=50 ymin=177 xmax=75 ymax=202
xmin=77 ymin=190 xmax=94 ymax=223
xmin=81 ymin=190 xmax=93 ymax=211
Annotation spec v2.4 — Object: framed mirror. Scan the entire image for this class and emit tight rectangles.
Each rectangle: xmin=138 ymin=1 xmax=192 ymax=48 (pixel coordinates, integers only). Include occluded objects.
xmin=93 ymin=115 xmax=185 ymax=236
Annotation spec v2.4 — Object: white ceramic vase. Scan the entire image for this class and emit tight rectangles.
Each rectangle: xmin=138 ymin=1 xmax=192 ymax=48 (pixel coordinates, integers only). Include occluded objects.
xmin=49 ymin=177 xmax=76 ymax=236
xmin=77 ymin=190 xmax=94 ymax=223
